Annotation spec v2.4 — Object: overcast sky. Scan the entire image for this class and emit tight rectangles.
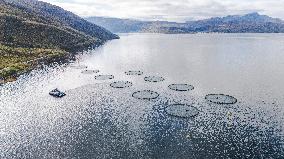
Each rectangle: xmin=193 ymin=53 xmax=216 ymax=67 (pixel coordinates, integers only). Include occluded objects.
xmin=41 ymin=0 xmax=284 ymax=22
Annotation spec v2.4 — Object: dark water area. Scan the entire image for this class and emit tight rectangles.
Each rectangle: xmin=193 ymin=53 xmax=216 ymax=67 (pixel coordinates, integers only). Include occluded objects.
xmin=1 ymin=33 xmax=284 ymax=158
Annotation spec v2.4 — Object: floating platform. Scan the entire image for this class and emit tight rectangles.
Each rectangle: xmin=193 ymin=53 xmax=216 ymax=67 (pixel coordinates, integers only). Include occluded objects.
xmin=132 ymin=90 xmax=159 ymax=100
xmin=165 ymin=104 xmax=199 ymax=118
xmin=144 ymin=76 xmax=165 ymax=82
xmin=81 ymin=70 xmax=99 ymax=74
xmin=125 ymin=71 xmax=143 ymax=76
xmin=110 ymin=81 xmax=133 ymax=88
xmin=168 ymin=84 xmax=194 ymax=91
xmin=95 ymin=75 xmax=114 ymax=80
xmin=205 ymin=94 xmax=237 ymax=104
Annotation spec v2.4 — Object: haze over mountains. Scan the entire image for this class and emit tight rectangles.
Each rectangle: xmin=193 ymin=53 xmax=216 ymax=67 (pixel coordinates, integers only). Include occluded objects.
xmin=87 ymin=13 xmax=284 ymax=33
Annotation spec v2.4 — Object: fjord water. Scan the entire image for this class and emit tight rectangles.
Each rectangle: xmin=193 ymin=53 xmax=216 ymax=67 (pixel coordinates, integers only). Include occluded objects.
xmin=1 ymin=34 xmax=284 ymax=158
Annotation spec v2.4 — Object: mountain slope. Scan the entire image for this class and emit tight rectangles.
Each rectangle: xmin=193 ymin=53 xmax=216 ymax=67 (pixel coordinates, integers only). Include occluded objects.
xmin=186 ymin=13 xmax=284 ymax=33
xmin=86 ymin=17 xmax=185 ymax=33
xmin=0 ymin=0 xmax=118 ymax=82
xmin=5 ymin=0 xmax=119 ymax=41
xmin=0 ymin=14 xmax=96 ymax=50
xmin=87 ymin=13 xmax=284 ymax=33
xmin=0 ymin=0 xmax=118 ymax=50
xmin=86 ymin=17 xmax=147 ymax=33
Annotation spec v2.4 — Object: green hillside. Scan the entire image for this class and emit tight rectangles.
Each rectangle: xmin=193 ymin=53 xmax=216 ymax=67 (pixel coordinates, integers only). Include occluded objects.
xmin=0 ymin=14 xmax=97 ymax=50
xmin=0 ymin=44 xmax=67 ymax=82
xmin=0 ymin=0 xmax=118 ymax=83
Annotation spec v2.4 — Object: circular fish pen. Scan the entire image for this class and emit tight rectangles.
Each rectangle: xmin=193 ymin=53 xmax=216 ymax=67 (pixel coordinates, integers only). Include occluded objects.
xmin=205 ymin=94 xmax=237 ymax=104
xmin=81 ymin=70 xmax=99 ymax=74
xmin=70 ymin=65 xmax=88 ymax=69
xmin=168 ymin=84 xmax=194 ymax=91
xmin=165 ymin=104 xmax=199 ymax=118
xmin=125 ymin=71 xmax=143 ymax=76
xmin=110 ymin=81 xmax=133 ymax=88
xmin=94 ymin=75 xmax=114 ymax=80
xmin=132 ymin=90 xmax=159 ymax=100
xmin=144 ymin=76 xmax=165 ymax=82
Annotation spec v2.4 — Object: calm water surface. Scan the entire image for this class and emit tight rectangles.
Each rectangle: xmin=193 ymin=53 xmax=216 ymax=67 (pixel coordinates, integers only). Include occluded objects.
xmin=1 ymin=33 xmax=284 ymax=158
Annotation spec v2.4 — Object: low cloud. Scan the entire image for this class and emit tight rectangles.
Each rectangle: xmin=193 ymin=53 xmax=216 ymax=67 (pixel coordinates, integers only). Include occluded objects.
xmin=41 ymin=0 xmax=284 ymax=22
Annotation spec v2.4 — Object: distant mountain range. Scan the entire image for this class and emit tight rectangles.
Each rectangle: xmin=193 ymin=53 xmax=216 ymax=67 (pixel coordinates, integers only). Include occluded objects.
xmin=86 ymin=13 xmax=284 ymax=33
xmin=0 ymin=0 xmax=118 ymax=50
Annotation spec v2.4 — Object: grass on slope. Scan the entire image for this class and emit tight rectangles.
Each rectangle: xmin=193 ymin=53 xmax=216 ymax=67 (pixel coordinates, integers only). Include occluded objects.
xmin=0 ymin=44 xmax=67 ymax=82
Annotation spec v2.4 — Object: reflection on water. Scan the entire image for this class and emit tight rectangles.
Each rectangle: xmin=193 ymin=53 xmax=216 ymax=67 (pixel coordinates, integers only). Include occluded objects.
xmin=1 ymin=33 xmax=284 ymax=158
